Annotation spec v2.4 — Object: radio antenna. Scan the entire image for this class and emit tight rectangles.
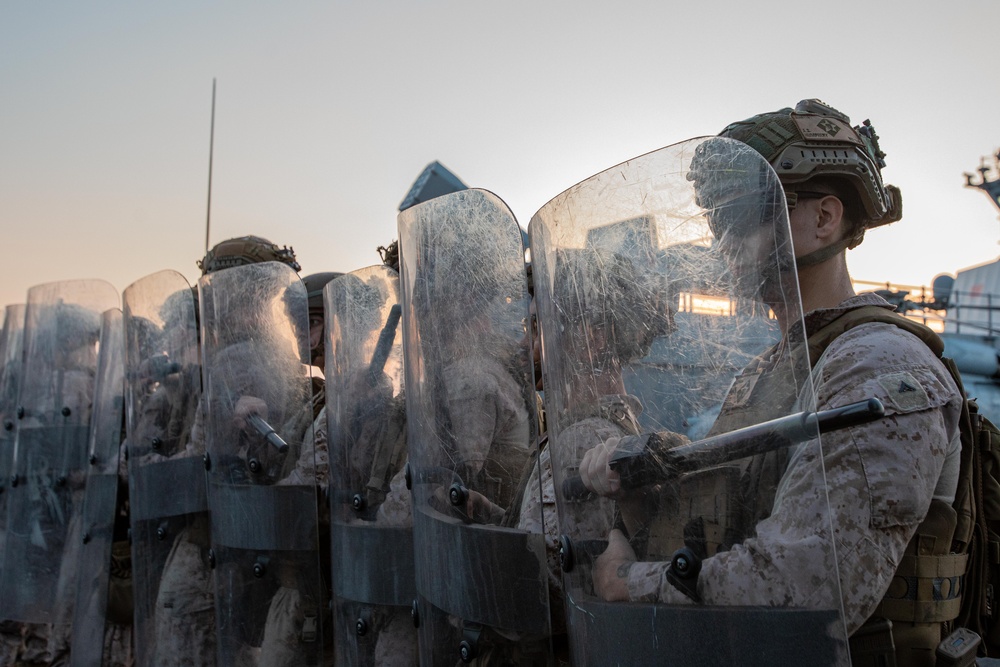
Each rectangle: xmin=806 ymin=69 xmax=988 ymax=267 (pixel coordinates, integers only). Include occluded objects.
xmin=204 ymin=78 xmax=217 ymax=254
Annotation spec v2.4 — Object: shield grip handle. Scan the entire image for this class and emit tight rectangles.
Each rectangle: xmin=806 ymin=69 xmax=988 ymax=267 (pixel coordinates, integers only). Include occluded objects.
xmin=246 ymin=413 xmax=289 ymax=454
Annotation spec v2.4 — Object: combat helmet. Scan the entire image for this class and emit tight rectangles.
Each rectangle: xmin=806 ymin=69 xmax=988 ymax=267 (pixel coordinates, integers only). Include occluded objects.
xmin=377 ymin=240 xmax=400 ymax=273
xmin=718 ymin=99 xmax=902 ymax=252
xmin=198 ymin=235 xmax=301 ymax=275
xmin=302 ymin=272 xmax=343 ymax=314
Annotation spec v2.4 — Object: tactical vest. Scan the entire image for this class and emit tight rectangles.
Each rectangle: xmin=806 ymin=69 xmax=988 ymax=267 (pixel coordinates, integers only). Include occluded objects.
xmin=640 ymin=303 xmax=981 ymax=666
xmin=639 ymin=336 xmax=805 ymax=562
xmin=808 ymin=305 xmax=977 ymax=667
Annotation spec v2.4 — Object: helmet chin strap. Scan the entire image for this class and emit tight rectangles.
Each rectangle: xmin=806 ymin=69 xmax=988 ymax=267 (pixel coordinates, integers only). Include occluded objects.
xmin=793 ymin=236 xmax=853 ymax=269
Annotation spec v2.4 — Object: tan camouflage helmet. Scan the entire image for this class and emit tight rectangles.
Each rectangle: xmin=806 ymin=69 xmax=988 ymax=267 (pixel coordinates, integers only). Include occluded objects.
xmin=198 ymin=235 xmax=301 ymax=275
xmin=718 ymin=99 xmax=902 ymax=248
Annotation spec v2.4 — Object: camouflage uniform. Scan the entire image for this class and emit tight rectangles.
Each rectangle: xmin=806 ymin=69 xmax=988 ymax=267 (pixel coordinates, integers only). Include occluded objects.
xmin=376 ymin=467 xmax=412 ymax=528
xmin=363 ymin=467 xmax=417 ymax=664
xmin=44 ymin=483 xmax=85 ymax=665
xmin=258 ymin=397 xmax=328 ymax=667
xmin=99 ymin=625 xmax=134 ymax=667
xmin=202 ymin=332 xmax=319 ymax=666
xmin=349 ymin=454 xmax=417 ymax=667
xmin=142 ymin=385 xmax=215 ymax=667
xmin=371 ymin=609 xmax=418 ymax=667
xmin=519 ymin=395 xmax=642 ymax=632
xmin=443 ymin=355 xmax=531 ymax=511
xmin=416 ymin=354 xmax=538 ymax=661
xmin=278 ymin=400 xmax=327 ymax=487
xmin=0 ymin=622 xmax=18 ymax=666
xmin=342 ymin=379 xmax=414 ymax=666
xmin=153 ymin=519 xmax=215 ymax=664
xmin=624 ymin=294 xmax=964 ymax=634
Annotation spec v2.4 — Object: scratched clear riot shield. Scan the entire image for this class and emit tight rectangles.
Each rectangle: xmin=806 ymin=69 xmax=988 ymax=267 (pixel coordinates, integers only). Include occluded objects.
xmin=529 ymin=137 xmax=849 ymax=665
xmin=0 ymin=279 xmax=118 ymax=623
xmin=200 ymin=261 xmax=325 ymax=666
xmin=326 ymin=265 xmax=415 ymax=666
xmin=70 ymin=308 xmax=125 ymax=667
xmin=0 ymin=304 xmax=26 ymax=586
xmin=399 ymin=189 xmax=551 ymax=666
xmin=124 ymin=270 xmax=213 ymax=666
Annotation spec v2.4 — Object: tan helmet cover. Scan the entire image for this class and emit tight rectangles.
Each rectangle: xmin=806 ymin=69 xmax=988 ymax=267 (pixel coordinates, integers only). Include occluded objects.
xmin=198 ymin=235 xmax=301 ymax=275
xmin=719 ymin=99 xmax=902 ymax=242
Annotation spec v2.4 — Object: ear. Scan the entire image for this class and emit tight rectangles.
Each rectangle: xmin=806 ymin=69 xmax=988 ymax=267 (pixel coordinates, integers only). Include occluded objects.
xmin=814 ymin=195 xmax=845 ymax=241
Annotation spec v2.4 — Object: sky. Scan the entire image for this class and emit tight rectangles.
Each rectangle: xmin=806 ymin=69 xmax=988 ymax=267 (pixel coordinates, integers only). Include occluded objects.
xmin=2 ymin=1 xmax=999 ymax=312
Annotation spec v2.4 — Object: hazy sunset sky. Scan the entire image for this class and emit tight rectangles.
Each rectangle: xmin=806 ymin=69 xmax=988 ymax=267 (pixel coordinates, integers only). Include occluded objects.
xmin=2 ymin=1 xmax=998 ymax=311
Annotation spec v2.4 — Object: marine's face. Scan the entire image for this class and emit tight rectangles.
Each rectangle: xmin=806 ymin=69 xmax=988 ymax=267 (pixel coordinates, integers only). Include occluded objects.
xmin=309 ymin=310 xmax=326 ymax=371
xmin=712 ymin=210 xmax=774 ymax=291
xmin=709 ymin=198 xmax=791 ymax=305
xmin=309 ymin=312 xmax=324 ymax=352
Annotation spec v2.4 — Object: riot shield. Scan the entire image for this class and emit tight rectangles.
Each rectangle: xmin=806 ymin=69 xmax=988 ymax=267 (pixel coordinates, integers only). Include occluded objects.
xmin=70 ymin=308 xmax=125 ymax=667
xmin=0 ymin=304 xmax=26 ymax=588
xmin=123 ymin=269 xmax=213 ymax=666
xmin=0 ymin=304 xmax=22 ymax=666
xmin=326 ymin=265 xmax=415 ymax=666
xmin=398 ymin=189 xmax=551 ymax=665
xmin=529 ymin=137 xmax=849 ymax=665
xmin=200 ymin=261 xmax=326 ymax=666
xmin=0 ymin=279 xmax=118 ymax=624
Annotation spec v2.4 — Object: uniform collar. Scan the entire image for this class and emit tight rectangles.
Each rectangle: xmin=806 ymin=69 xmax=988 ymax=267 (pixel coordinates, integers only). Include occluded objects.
xmin=802 ymin=293 xmax=896 ymax=337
